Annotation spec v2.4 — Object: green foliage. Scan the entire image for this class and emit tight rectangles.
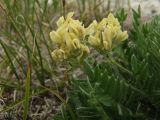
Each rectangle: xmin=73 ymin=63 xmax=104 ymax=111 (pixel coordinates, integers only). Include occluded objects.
xmin=54 ymin=9 xmax=160 ymax=120
xmin=0 ymin=0 xmax=60 ymax=118
xmin=0 ymin=0 xmax=54 ymax=87
xmin=116 ymin=8 xmax=128 ymax=27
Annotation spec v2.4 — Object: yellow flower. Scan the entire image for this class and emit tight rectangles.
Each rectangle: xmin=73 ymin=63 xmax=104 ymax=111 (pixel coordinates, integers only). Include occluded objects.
xmin=115 ymin=31 xmax=128 ymax=42
xmin=66 ymin=37 xmax=80 ymax=50
xmin=52 ymin=49 xmax=66 ymax=61
xmin=103 ymin=41 xmax=109 ymax=50
xmin=50 ymin=12 xmax=90 ymax=61
xmin=85 ymin=20 xmax=98 ymax=35
xmin=69 ymin=20 xmax=85 ymax=38
xmin=107 ymin=13 xmax=120 ymax=27
xmin=72 ymin=39 xmax=81 ymax=49
xmin=88 ymin=31 xmax=101 ymax=47
xmin=102 ymin=28 xmax=112 ymax=49
xmin=66 ymin=12 xmax=74 ymax=22
xmin=77 ymin=45 xmax=90 ymax=61
xmin=81 ymin=45 xmax=90 ymax=54
xmin=69 ymin=32 xmax=77 ymax=40
xmin=96 ymin=18 xmax=107 ymax=30
xmin=87 ymin=13 xmax=128 ymax=51
xmin=50 ymin=11 xmax=128 ymax=62
xmin=50 ymin=31 xmax=63 ymax=44
xmin=56 ymin=16 xmax=65 ymax=27
xmin=56 ymin=12 xmax=74 ymax=27
xmin=107 ymin=24 xmax=121 ymax=38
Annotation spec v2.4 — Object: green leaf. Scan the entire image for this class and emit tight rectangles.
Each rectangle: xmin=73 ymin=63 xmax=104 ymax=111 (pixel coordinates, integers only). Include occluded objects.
xmin=83 ymin=60 xmax=94 ymax=81
xmin=23 ymin=64 xmax=31 ymax=120
xmin=131 ymin=54 xmax=138 ymax=74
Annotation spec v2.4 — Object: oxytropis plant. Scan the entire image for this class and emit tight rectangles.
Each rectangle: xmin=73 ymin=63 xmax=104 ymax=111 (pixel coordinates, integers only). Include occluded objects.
xmin=49 ymin=12 xmax=129 ymax=120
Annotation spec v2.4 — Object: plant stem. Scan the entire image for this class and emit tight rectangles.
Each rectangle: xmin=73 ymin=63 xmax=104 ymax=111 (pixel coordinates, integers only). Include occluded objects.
xmin=110 ymin=58 xmax=132 ymax=75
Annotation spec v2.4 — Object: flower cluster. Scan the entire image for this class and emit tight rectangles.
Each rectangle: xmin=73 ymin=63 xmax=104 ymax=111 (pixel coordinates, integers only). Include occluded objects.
xmin=50 ymin=12 xmax=128 ymax=62
xmin=87 ymin=13 xmax=128 ymax=51
xmin=50 ymin=12 xmax=89 ymax=61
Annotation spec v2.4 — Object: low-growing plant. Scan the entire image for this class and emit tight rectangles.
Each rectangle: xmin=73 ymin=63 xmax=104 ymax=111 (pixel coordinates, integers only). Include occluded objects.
xmin=53 ymin=8 xmax=160 ymax=120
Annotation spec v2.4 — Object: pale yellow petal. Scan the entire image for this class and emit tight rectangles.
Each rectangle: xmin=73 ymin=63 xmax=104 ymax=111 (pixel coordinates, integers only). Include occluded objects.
xmin=103 ymin=41 xmax=109 ymax=50
xmin=50 ymin=31 xmax=62 ymax=44
xmin=72 ymin=39 xmax=80 ymax=49
xmin=103 ymin=28 xmax=112 ymax=48
xmin=69 ymin=23 xmax=79 ymax=35
xmin=69 ymin=32 xmax=77 ymax=39
xmin=88 ymin=32 xmax=101 ymax=47
xmin=81 ymin=45 xmax=90 ymax=54
xmin=65 ymin=34 xmax=73 ymax=49
xmin=88 ymin=36 xmax=96 ymax=46
xmin=115 ymin=31 xmax=128 ymax=42
xmin=57 ymin=16 xmax=65 ymax=27
xmin=85 ymin=20 xmax=98 ymax=35
xmin=52 ymin=49 xmax=66 ymax=61
xmin=69 ymin=20 xmax=85 ymax=37
xmin=78 ymin=45 xmax=90 ymax=61
xmin=97 ymin=18 xmax=107 ymax=30
xmin=66 ymin=12 xmax=74 ymax=20
xmin=107 ymin=13 xmax=120 ymax=27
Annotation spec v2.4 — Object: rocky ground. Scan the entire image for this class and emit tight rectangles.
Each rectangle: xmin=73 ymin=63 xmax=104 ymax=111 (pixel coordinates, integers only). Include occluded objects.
xmin=61 ymin=0 xmax=160 ymax=16
xmin=126 ymin=0 xmax=160 ymax=16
